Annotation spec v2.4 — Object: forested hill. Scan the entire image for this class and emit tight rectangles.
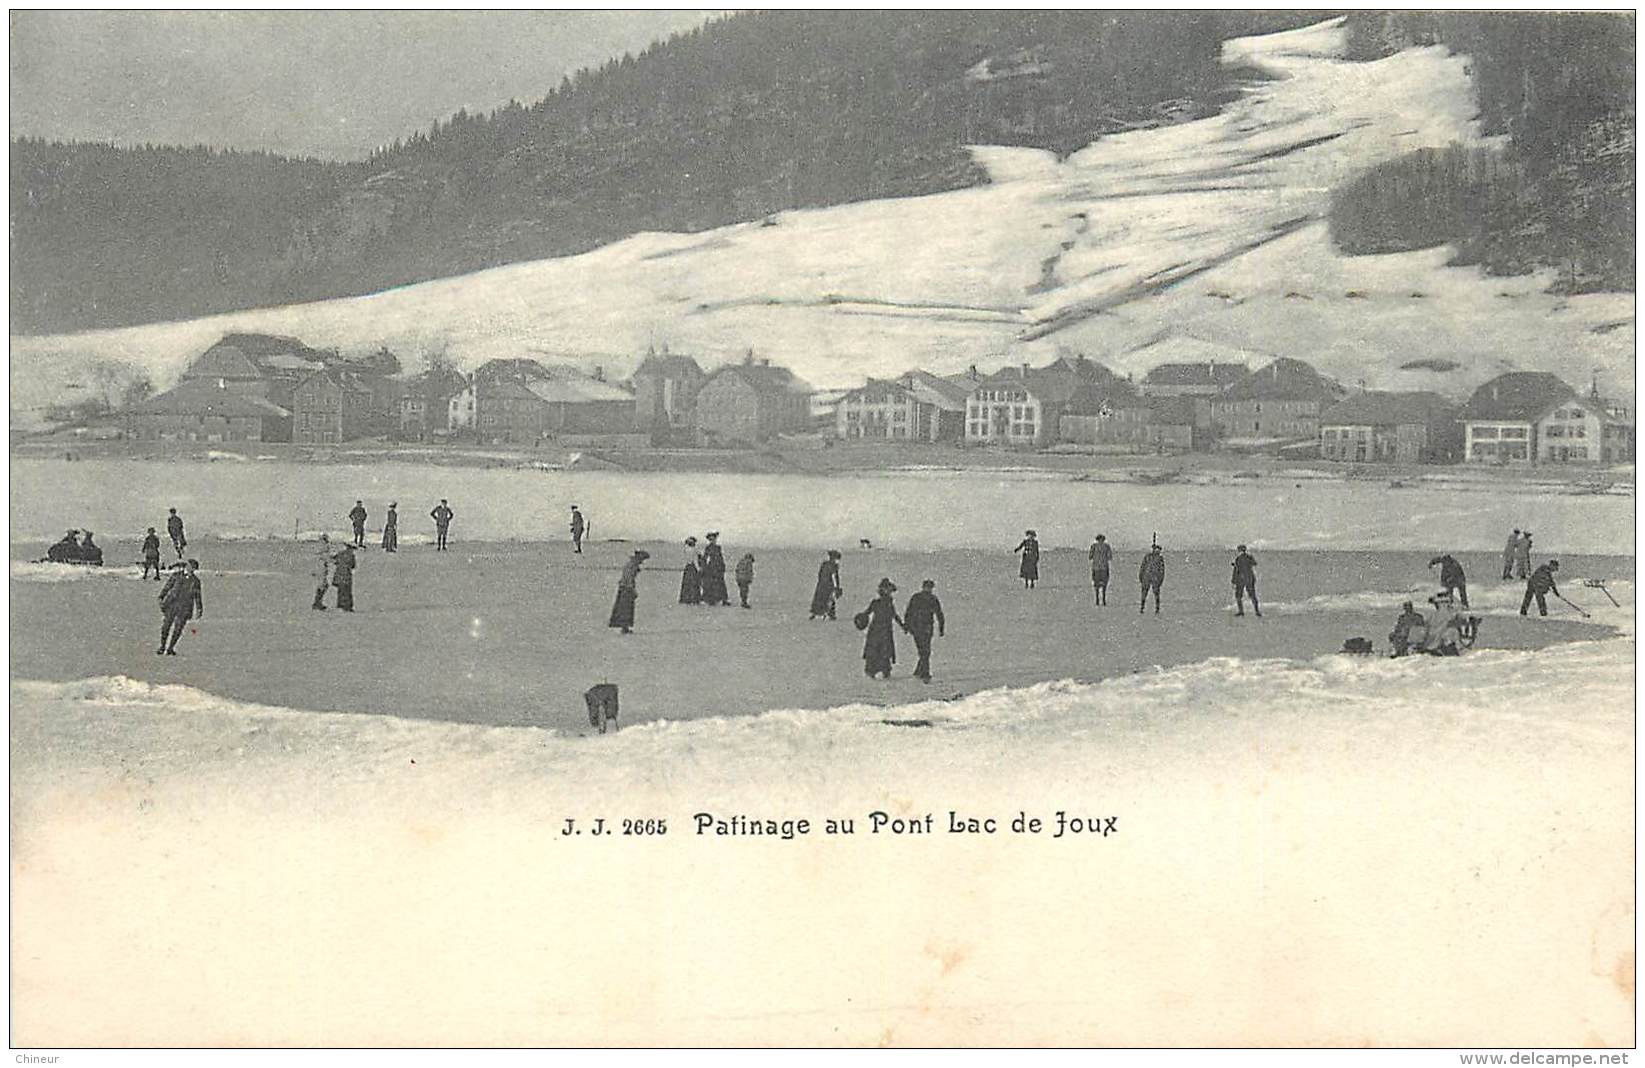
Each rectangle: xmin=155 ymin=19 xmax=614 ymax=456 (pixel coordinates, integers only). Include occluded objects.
xmin=9 ymin=10 xmax=1314 ymax=335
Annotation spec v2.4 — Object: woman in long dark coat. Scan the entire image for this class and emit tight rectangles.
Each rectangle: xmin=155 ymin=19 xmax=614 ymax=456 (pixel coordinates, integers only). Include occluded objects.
xmin=609 ymin=550 xmax=649 ymax=634
xmin=1013 ymin=529 xmax=1041 ymax=588
xmin=679 ymin=537 xmax=702 ymax=604
xmin=700 ymin=532 xmax=729 ymax=606
xmin=860 ymin=578 xmax=904 ymax=679
xmin=809 ymin=549 xmax=843 ymax=620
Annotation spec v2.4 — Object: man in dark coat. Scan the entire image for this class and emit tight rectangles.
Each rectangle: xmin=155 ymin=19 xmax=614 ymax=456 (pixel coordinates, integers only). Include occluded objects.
xmin=860 ymin=578 xmax=904 ymax=679
xmin=1231 ymin=544 xmax=1260 ymax=618
xmin=381 ymin=503 xmax=398 ymax=552
xmin=167 ymin=508 xmax=186 ymax=558
xmin=1013 ymin=530 xmax=1041 ymax=588
xmin=1520 ymin=559 xmax=1561 ymax=617
xmin=349 ymin=500 xmax=368 ymax=547
xmin=1428 ymin=553 xmax=1468 ymax=608
xmin=1388 ymin=600 xmax=1427 ymax=658
xmin=78 ymin=531 xmax=103 ymax=567
xmin=141 ymin=527 xmax=163 ymax=580
xmin=1139 ymin=544 xmax=1165 ymax=614
xmin=45 ymin=530 xmax=79 ymax=563
xmin=609 ymin=550 xmax=649 ymax=634
xmin=157 ymin=558 xmax=203 ymax=655
xmin=331 ymin=543 xmax=358 ymax=612
xmin=570 ymin=506 xmax=587 ymax=554
xmin=810 ymin=550 xmax=843 ymax=620
xmin=700 ymin=532 xmax=729 ymax=606
xmin=903 ymin=579 xmax=946 ymax=683
xmin=734 ymin=553 xmax=755 ymax=609
xmin=430 ymin=500 xmax=454 ymax=551
xmin=1502 ymin=529 xmax=1520 ymax=580
xmin=1088 ymin=534 xmax=1112 ymax=606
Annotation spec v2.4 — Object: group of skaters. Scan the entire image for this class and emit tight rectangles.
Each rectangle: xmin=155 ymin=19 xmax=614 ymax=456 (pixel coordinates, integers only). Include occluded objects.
xmin=672 ymin=532 xmax=756 ymax=610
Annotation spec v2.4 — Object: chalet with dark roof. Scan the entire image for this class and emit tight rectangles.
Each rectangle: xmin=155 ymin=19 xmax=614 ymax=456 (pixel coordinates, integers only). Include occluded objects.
xmin=126 ymin=379 xmax=292 ymax=443
xmin=1459 ymin=372 xmax=1630 ymax=465
xmin=1211 ymin=358 xmax=1345 ymax=441
xmin=1320 ymin=391 xmax=1460 ymax=464
xmin=694 ymin=357 xmax=812 ymax=443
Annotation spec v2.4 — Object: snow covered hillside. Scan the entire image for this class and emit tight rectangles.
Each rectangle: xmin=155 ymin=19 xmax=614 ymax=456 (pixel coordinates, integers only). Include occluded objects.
xmin=11 ymin=18 xmax=1634 ymax=424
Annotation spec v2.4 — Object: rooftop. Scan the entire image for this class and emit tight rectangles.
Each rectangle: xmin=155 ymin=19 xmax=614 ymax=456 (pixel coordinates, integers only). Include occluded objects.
xmin=1322 ymin=390 xmax=1457 ymax=427
xmin=1458 ymin=372 xmax=1577 ymax=423
xmin=130 ymin=379 xmax=291 ymax=420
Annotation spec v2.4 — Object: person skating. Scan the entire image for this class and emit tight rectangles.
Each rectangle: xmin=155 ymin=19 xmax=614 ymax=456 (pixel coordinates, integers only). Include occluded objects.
xmin=349 ymin=500 xmax=368 ymax=547
xmin=679 ymin=537 xmax=702 ymax=605
xmin=810 ymin=550 xmax=844 ymax=620
xmin=1427 ymin=553 xmax=1469 ymax=608
xmin=608 ymin=550 xmax=650 ymax=635
xmin=156 ymin=559 xmax=203 ymax=655
xmin=903 ymin=579 xmax=946 ymax=683
xmin=570 ymin=506 xmax=587 ymax=554
xmin=1231 ymin=544 xmax=1260 ymax=617
xmin=1515 ymin=531 xmax=1533 ymax=580
xmin=167 ymin=508 xmax=186 ymax=558
xmin=141 ymin=527 xmax=163 ymax=580
xmin=381 ymin=503 xmax=398 ymax=552
xmin=1502 ymin=529 xmax=1520 ymax=580
xmin=311 ymin=534 xmax=333 ymax=610
xmin=1520 ymin=559 xmax=1561 ymax=617
xmin=1388 ymin=600 xmax=1426 ymax=658
xmin=1088 ymin=534 xmax=1112 ymax=606
xmin=859 ymin=578 xmax=904 ymax=680
xmin=331 ymin=542 xmax=358 ymax=612
xmin=430 ymin=500 xmax=454 ymax=551
xmin=78 ymin=530 xmax=103 ymax=567
xmin=1139 ymin=543 xmax=1166 ymax=614
xmin=700 ymin=532 xmax=729 ymax=606
xmin=735 ymin=552 xmax=756 ymax=609
xmin=1013 ymin=529 xmax=1041 ymax=589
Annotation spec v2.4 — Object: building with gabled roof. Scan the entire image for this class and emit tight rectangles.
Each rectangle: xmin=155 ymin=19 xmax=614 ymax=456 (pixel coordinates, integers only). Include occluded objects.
xmin=1133 ymin=335 xmax=1255 ymax=396
xmin=694 ymin=357 xmax=812 ymax=443
xmin=1211 ymin=357 xmax=1345 ymax=442
xmin=632 ymin=348 xmax=706 ymax=439
xmin=962 ymin=358 xmax=1102 ymax=447
xmin=1320 ymin=390 xmax=1460 ymax=464
xmin=291 ymin=368 xmax=373 ymax=444
xmin=1459 ymin=372 xmax=1631 ymax=465
xmin=126 ymin=378 xmax=292 ymax=442
xmin=835 ymin=368 xmax=972 ymax=443
xmin=1058 ymin=377 xmax=1153 ymax=447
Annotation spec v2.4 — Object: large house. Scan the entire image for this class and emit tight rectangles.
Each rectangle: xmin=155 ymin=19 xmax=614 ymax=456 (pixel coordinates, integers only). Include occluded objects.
xmin=835 ymin=369 xmax=971 ymax=443
xmin=631 ymin=349 xmax=706 ymax=441
xmin=125 ymin=379 xmax=291 ymax=442
xmin=963 ymin=357 xmax=1098 ymax=447
xmin=1211 ymin=358 xmax=1345 ymax=442
xmin=1057 ymin=377 xmax=1153 ymax=447
xmin=1460 ymin=372 xmax=1633 ymax=465
xmin=1318 ymin=391 xmax=1460 ymax=464
xmin=178 ymin=333 xmax=332 ymax=410
xmin=694 ymin=358 xmax=812 ymax=443
xmin=398 ymin=368 xmax=470 ymax=440
xmin=1132 ymin=335 xmax=1252 ymax=434
xmin=474 ymin=364 xmax=637 ymax=443
xmin=291 ymin=369 xmax=374 ymax=444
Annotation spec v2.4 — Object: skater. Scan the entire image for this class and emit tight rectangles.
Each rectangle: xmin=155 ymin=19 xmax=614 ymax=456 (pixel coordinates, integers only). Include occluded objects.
xmin=1388 ymin=600 xmax=1427 ymax=658
xmin=331 ymin=542 xmax=357 ymax=612
xmin=859 ymin=578 xmax=904 ymax=680
xmin=608 ymin=550 xmax=650 ymax=635
xmin=349 ymin=500 xmax=368 ymax=547
xmin=141 ymin=527 xmax=163 ymax=580
xmin=1231 ymin=544 xmax=1260 ymax=618
xmin=1515 ymin=531 xmax=1533 ymax=580
xmin=1088 ymin=534 xmax=1112 ymax=606
xmin=311 ymin=534 xmax=333 ymax=610
xmin=679 ymin=537 xmax=702 ymax=605
xmin=1139 ymin=543 xmax=1165 ymax=614
xmin=78 ymin=531 xmax=103 ymax=567
xmin=810 ymin=550 xmax=843 ymax=620
xmin=1014 ymin=529 xmax=1041 ymax=588
xmin=569 ymin=506 xmax=587 ymax=554
xmin=700 ymin=532 xmax=729 ymax=606
xmin=1520 ymin=559 xmax=1561 ymax=617
xmin=1427 ymin=553 xmax=1469 ymax=608
xmin=903 ymin=579 xmax=946 ymax=683
xmin=1502 ymin=529 xmax=1520 ymax=580
xmin=167 ymin=507 xmax=187 ymax=558
xmin=156 ymin=558 xmax=203 ymax=655
xmin=430 ymin=499 xmax=454 ymax=551
xmin=381 ymin=503 xmax=398 ymax=553
xmin=735 ymin=552 xmax=755 ymax=609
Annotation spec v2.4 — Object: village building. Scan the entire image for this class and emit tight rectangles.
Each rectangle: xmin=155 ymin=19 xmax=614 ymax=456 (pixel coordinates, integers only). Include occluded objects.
xmin=474 ymin=366 xmax=637 ymax=444
xmin=1459 ymin=372 xmax=1576 ymax=465
xmin=447 ymin=383 xmax=478 ymax=433
xmin=835 ymin=369 xmax=971 ymax=443
xmin=397 ymin=368 xmax=469 ymax=440
xmin=694 ymin=357 xmax=813 ymax=443
xmin=1318 ymin=391 xmax=1460 ymax=464
xmin=965 ymin=357 xmax=1103 ymax=447
xmin=1132 ymin=336 xmax=1253 ymax=435
xmin=291 ymin=369 xmax=374 ymax=444
xmin=1057 ymin=378 xmax=1153 ymax=446
xmin=1146 ymin=395 xmax=1199 ymax=451
xmin=631 ymin=350 xmax=706 ymax=441
xmin=179 ymin=333 xmax=333 ymax=410
xmin=125 ymin=379 xmax=291 ymax=443
xmin=1211 ymin=357 xmax=1345 ymax=442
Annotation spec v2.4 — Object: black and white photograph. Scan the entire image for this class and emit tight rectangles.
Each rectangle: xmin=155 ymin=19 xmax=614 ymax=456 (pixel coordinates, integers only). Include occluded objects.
xmin=6 ymin=8 xmax=1637 ymax=1052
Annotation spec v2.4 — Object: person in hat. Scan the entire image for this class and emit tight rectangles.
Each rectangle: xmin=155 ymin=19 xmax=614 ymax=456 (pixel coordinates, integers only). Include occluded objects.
xmin=381 ymin=503 xmax=398 ymax=553
xmin=78 ymin=530 xmax=103 ymax=567
xmin=903 ymin=579 xmax=946 ymax=683
xmin=1088 ymin=534 xmax=1112 ymax=606
xmin=569 ymin=505 xmax=587 ymax=554
xmin=430 ymin=499 xmax=454 ymax=551
xmin=1502 ymin=529 xmax=1520 ymax=580
xmin=1515 ymin=531 xmax=1533 ymax=580
xmin=860 ymin=578 xmax=905 ymax=679
xmin=699 ymin=532 xmax=729 ymax=606
xmin=1139 ymin=543 xmax=1166 ymax=614
xmin=1013 ymin=529 xmax=1041 ymax=589
xmin=1388 ymin=600 xmax=1427 ymax=658
xmin=810 ymin=550 xmax=844 ymax=620
xmin=679 ymin=537 xmax=702 ymax=605
xmin=734 ymin=552 xmax=756 ymax=609
xmin=1231 ymin=544 xmax=1260 ymax=618
xmin=349 ymin=500 xmax=368 ymax=547
xmin=141 ymin=526 xmax=163 ymax=580
xmin=167 ymin=507 xmax=187 ymax=558
xmin=157 ymin=558 xmax=203 ymax=656
xmin=311 ymin=534 xmax=333 ymax=610
xmin=1520 ymin=558 xmax=1561 ymax=617
xmin=1427 ymin=552 xmax=1467 ymax=608
xmin=609 ymin=550 xmax=650 ymax=634
xmin=44 ymin=530 xmax=80 ymax=563
xmin=331 ymin=541 xmax=358 ymax=612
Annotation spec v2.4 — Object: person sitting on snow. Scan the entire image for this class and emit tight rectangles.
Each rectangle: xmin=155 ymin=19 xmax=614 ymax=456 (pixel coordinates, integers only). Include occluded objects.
xmin=1389 ymin=601 xmax=1426 ymax=658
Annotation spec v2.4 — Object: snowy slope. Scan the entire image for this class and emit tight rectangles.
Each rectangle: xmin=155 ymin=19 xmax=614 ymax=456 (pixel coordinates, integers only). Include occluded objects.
xmin=10 ymin=18 xmax=1634 ymax=424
